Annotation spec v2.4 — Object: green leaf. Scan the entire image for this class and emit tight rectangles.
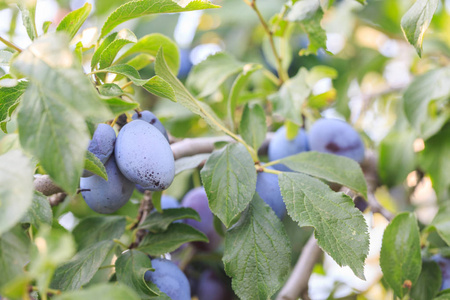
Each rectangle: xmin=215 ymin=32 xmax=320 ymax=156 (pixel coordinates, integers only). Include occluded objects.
xmin=91 ymin=32 xmax=118 ymax=70
xmin=17 ymin=0 xmax=37 ymax=40
xmin=42 ymin=21 xmax=51 ymax=33
xmin=187 ymin=52 xmax=245 ymax=98
xmin=411 ymin=260 xmax=441 ymax=300
xmin=102 ymin=98 xmax=139 ymax=116
xmin=154 ymin=49 xmax=227 ymax=132
xmin=115 ymin=250 xmax=159 ymax=298
xmin=152 ymin=190 xmax=162 ymax=213
xmin=0 ymin=226 xmax=30 ymax=289
xmin=99 ymin=29 xmax=137 ymax=69
xmin=223 ymin=194 xmax=291 ymax=300
xmin=72 ymin=216 xmax=126 ymax=251
xmin=287 ymin=0 xmax=320 ymax=21
xmin=139 ymin=208 xmax=200 ymax=233
xmin=430 ymin=203 xmax=450 ymax=245
xmin=0 ymin=81 xmax=27 ymax=133
xmin=380 ymin=212 xmax=422 ymax=298
xmin=279 ymin=172 xmax=369 ymax=279
xmin=419 ymin=123 xmax=450 ymax=197
xmin=174 ymin=153 xmax=210 ymax=175
xmin=98 ymin=83 xmax=124 ymax=97
xmin=84 ymin=151 xmax=108 ymax=180
xmin=22 ymin=191 xmax=53 ymax=227
xmin=18 ymin=84 xmax=89 ymax=194
xmin=378 ymin=129 xmax=416 ymax=187
xmin=403 ymin=67 xmax=450 ymax=139
xmin=239 ymin=103 xmax=266 ymax=151
xmin=126 ymin=53 xmax=154 ymax=70
xmin=138 ymin=223 xmax=208 ymax=256
xmin=53 ymin=283 xmax=141 ymax=300
xmin=0 ymin=150 xmax=34 ymax=235
xmin=279 ymin=151 xmax=367 ymax=198
xmin=100 ymin=0 xmax=220 ymax=39
xmin=51 ymin=240 xmax=115 ymax=291
xmin=200 ymin=143 xmax=257 ymax=227
xmin=56 ymin=3 xmax=92 ymax=40
xmin=227 ymin=64 xmax=261 ymax=127
xmin=116 ymin=33 xmax=179 ymax=75
xmin=0 ymin=50 xmax=13 ymax=66
xmin=401 ymin=0 xmax=439 ymax=57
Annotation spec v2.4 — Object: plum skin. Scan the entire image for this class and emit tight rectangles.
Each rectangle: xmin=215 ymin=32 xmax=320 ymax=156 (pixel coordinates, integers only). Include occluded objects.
xmin=308 ymin=118 xmax=365 ymax=163
xmin=268 ymin=126 xmax=309 ymax=171
xmin=256 ymin=171 xmax=286 ymax=219
xmin=197 ymin=270 xmax=232 ymax=300
xmin=82 ymin=123 xmax=116 ymax=177
xmin=132 ymin=110 xmax=169 ymax=142
xmin=181 ymin=187 xmax=221 ymax=251
xmin=431 ymin=254 xmax=450 ymax=290
xmin=115 ymin=120 xmax=175 ymax=191
xmin=80 ymin=156 xmax=134 ymax=214
xmin=144 ymin=258 xmax=190 ymax=300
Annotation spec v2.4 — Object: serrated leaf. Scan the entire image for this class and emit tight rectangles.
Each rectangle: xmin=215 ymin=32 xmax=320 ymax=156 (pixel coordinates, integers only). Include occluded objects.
xmin=223 ymin=194 xmax=291 ymax=300
xmin=155 ymin=49 xmax=227 ymax=132
xmin=0 ymin=226 xmax=30 ymax=289
xmin=0 ymin=50 xmax=13 ymax=66
xmin=187 ymin=52 xmax=245 ymax=98
xmin=139 ymin=208 xmax=200 ymax=233
xmin=200 ymin=143 xmax=257 ymax=227
xmin=279 ymin=151 xmax=367 ymax=198
xmin=115 ymin=250 xmax=159 ymax=298
xmin=279 ymin=172 xmax=369 ymax=279
xmin=175 ymin=153 xmax=210 ymax=175
xmin=53 ymin=283 xmax=141 ymax=300
xmin=98 ymin=83 xmax=123 ymax=97
xmin=99 ymin=30 xmax=137 ymax=69
xmin=403 ymin=67 xmax=450 ymax=139
xmin=0 ymin=80 xmax=27 ymax=133
xmin=380 ymin=212 xmax=421 ymax=298
xmin=401 ymin=0 xmax=439 ymax=57
xmin=50 ymin=240 xmax=115 ymax=291
xmin=116 ymin=33 xmax=179 ymax=75
xmin=17 ymin=0 xmax=37 ymax=40
xmin=138 ymin=223 xmax=208 ymax=256
xmin=22 ymin=191 xmax=53 ymax=227
xmin=102 ymin=98 xmax=139 ymax=116
xmin=100 ymin=0 xmax=220 ymax=39
xmin=72 ymin=216 xmax=126 ymax=251
xmin=299 ymin=9 xmax=327 ymax=55
xmin=91 ymin=32 xmax=118 ymax=70
xmin=239 ymin=103 xmax=266 ymax=151
xmin=56 ymin=3 xmax=92 ymax=40
xmin=0 ymin=150 xmax=34 ymax=235
xmin=420 ymin=124 xmax=450 ymax=198
xmin=411 ymin=260 xmax=441 ymax=300
xmin=84 ymin=151 xmax=108 ymax=180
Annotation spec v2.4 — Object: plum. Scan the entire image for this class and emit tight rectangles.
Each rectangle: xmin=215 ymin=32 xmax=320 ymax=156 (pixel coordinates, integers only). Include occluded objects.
xmin=80 ymin=156 xmax=134 ymax=214
xmin=159 ymin=195 xmax=181 ymax=209
xmin=144 ymin=258 xmax=190 ymax=300
xmin=268 ymin=126 xmax=309 ymax=171
xmin=308 ymin=118 xmax=365 ymax=163
xmin=256 ymin=171 xmax=286 ymax=219
xmin=181 ymin=187 xmax=221 ymax=251
xmin=431 ymin=254 xmax=450 ymax=290
xmin=115 ymin=120 xmax=175 ymax=191
xmin=197 ymin=270 xmax=232 ymax=300
xmin=82 ymin=123 xmax=116 ymax=177
xmin=132 ymin=110 xmax=169 ymax=142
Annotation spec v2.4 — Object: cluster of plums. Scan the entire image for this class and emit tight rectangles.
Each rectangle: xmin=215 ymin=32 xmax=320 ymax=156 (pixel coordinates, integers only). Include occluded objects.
xmin=257 ymin=118 xmax=365 ymax=219
xmin=80 ymin=111 xmax=174 ymax=214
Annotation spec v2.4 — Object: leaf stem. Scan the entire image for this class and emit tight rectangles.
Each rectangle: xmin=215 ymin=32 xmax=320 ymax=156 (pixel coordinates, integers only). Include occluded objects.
xmin=0 ymin=35 xmax=22 ymax=52
xmin=98 ymin=264 xmax=116 ymax=270
xmin=113 ymin=239 xmax=129 ymax=249
xmin=120 ymin=81 xmax=133 ymax=90
xmin=261 ymin=159 xmax=281 ymax=168
xmin=244 ymin=0 xmax=288 ymax=84
xmin=261 ymin=167 xmax=282 ymax=175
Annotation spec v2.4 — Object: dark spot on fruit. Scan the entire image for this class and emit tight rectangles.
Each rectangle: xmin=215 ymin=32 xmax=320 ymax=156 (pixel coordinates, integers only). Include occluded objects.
xmin=326 ymin=142 xmax=340 ymax=152
xmin=150 ymin=119 xmax=156 ymax=124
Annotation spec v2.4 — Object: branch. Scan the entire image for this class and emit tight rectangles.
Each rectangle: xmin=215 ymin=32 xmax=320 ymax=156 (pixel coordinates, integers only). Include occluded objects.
xmin=34 ymin=175 xmax=64 ymax=196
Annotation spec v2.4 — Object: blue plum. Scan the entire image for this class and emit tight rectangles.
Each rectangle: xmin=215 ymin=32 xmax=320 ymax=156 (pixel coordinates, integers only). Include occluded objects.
xmin=132 ymin=110 xmax=169 ymax=142
xmin=197 ymin=270 xmax=232 ymax=300
xmin=80 ymin=156 xmax=134 ymax=214
xmin=159 ymin=195 xmax=181 ymax=209
xmin=144 ymin=258 xmax=190 ymax=300
xmin=256 ymin=171 xmax=286 ymax=219
xmin=308 ymin=118 xmax=365 ymax=163
xmin=82 ymin=124 xmax=116 ymax=177
xmin=115 ymin=120 xmax=175 ymax=191
xmin=431 ymin=254 xmax=450 ymax=290
xmin=268 ymin=126 xmax=309 ymax=171
xmin=181 ymin=187 xmax=221 ymax=251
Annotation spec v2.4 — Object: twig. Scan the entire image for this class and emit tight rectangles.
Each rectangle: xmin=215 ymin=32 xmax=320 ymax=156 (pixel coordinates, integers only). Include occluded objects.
xmin=129 ymin=190 xmax=153 ymax=249
xmin=34 ymin=175 xmax=64 ymax=196
xmin=0 ymin=35 xmax=22 ymax=52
